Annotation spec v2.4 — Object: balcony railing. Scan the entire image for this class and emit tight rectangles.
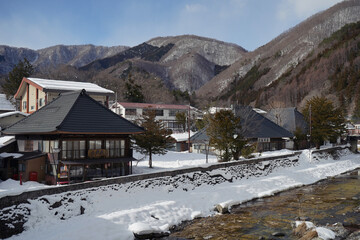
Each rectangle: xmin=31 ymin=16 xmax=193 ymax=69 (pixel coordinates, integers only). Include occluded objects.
xmin=60 ymin=148 xmax=128 ymax=160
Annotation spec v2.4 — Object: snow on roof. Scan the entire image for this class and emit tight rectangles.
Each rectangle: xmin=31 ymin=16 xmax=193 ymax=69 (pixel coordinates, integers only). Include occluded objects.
xmin=0 ymin=94 xmax=16 ymax=111
xmin=0 ymin=111 xmax=28 ymax=119
xmin=117 ymin=102 xmax=190 ymax=110
xmin=0 ymin=152 xmax=23 ymax=159
xmin=171 ymin=131 xmax=195 ymax=142
xmin=207 ymin=107 xmax=232 ymax=114
xmin=253 ymin=108 xmax=267 ymax=114
xmin=0 ymin=136 xmax=15 ymax=147
xmin=28 ymin=78 xmax=114 ymax=94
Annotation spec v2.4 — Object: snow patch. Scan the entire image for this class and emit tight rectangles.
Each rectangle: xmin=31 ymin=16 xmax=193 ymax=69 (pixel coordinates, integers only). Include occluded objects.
xmin=316 ymin=227 xmax=336 ymax=240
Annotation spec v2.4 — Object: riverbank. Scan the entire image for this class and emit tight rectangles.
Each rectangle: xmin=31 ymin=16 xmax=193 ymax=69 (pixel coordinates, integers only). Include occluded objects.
xmin=170 ymin=168 xmax=360 ymax=239
xmin=1 ymin=147 xmax=359 ymax=240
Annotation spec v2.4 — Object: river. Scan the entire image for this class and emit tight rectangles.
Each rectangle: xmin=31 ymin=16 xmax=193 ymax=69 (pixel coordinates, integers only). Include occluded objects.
xmin=169 ymin=169 xmax=360 ymax=239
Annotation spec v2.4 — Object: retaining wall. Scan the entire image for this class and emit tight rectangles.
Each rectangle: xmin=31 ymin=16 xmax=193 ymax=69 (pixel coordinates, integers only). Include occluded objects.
xmin=0 ymin=146 xmax=347 ymax=209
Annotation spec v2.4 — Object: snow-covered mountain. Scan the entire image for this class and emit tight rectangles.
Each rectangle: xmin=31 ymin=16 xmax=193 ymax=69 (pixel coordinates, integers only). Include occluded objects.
xmin=2 ymin=1 xmax=360 ymax=112
xmin=196 ymin=0 xmax=360 ymax=107
xmin=0 ymin=44 xmax=128 ymax=76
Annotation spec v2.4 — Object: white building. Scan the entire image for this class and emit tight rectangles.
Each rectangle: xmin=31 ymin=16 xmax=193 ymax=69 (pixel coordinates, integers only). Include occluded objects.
xmin=14 ymin=77 xmax=114 ymax=114
xmin=110 ymin=102 xmax=201 ymax=133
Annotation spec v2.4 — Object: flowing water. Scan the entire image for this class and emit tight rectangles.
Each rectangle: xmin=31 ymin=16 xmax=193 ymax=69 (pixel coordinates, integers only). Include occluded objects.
xmin=170 ymin=170 xmax=360 ymax=240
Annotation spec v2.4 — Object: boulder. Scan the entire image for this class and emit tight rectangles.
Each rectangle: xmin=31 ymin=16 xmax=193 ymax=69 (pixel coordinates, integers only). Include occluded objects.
xmin=346 ymin=230 xmax=360 ymax=240
xmin=134 ymin=231 xmax=170 ymax=239
xmin=300 ymin=230 xmax=318 ymax=240
xmin=293 ymin=222 xmax=308 ymax=237
xmin=215 ymin=204 xmax=229 ymax=214
xmin=272 ymin=232 xmax=286 ymax=237
xmin=326 ymin=222 xmax=350 ymax=239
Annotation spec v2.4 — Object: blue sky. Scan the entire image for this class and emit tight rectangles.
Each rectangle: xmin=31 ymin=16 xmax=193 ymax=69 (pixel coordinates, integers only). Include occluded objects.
xmin=0 ymin=0 xmax=343 ymax=51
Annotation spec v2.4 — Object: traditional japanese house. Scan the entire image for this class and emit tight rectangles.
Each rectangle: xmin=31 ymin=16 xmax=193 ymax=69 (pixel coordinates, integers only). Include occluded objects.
xmin=3 ymin=89 xmax=144 ymax=184
xmin=233 ymin=106 xmax=294 ymax=151
xmin=191 ymin=106 xmax=294 ymax=154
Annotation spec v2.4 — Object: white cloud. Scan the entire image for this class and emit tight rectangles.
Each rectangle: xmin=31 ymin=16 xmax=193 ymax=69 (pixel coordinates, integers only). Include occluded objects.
xmin=277 ymin=0 xmax=343 ymax=20
xmin=185 ymin=3 xmax=207 ymax=13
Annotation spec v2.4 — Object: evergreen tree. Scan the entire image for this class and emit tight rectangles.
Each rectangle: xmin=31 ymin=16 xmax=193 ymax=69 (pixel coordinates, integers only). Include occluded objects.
xmin=302 ymin=96 xmax=345 ymax=149
xmin=124 ymin=74 xmax=145 ymax=103
xmin=133 ymin=110 xmax=173 ymax=168
xmin=175 ymin=111 xmax=187 ymax=131
xmin=207 ymin=110 xmax=245 ymax=162
xmin=3 ymin=58 xmax=34 ymax=97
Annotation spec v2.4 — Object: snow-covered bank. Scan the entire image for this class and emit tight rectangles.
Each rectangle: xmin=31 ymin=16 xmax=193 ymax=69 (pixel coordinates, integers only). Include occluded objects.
xmin=0 ymin=179 xmax=53 ymax=198
xmin=3 ymin=148 xmax=360 ymax=240
xmin=0 ymin=149 xmax=293 ymax=198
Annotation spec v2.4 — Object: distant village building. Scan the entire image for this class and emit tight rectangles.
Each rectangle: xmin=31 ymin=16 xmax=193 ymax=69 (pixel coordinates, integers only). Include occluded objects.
xmin=0 ymin=111 xmax=28 ymax=131
xmin=191 ymin=106 xmax=294 ymax=154
xmin=347 ymin=123 xmax=360 ymax=152
xmin=110 ymin=102 xmax=201 ymax=133
xmin=0 ymin=94 xmax=16 ymax=114
xmin=3 ymin=90 xmax=143 ymax=184
xmin=14 ymin=77 xmax=114 ymax=114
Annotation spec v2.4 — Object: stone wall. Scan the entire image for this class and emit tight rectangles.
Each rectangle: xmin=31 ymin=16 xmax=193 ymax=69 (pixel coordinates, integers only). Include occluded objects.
xmin=0 ymin=147 xmax=347 ymax=209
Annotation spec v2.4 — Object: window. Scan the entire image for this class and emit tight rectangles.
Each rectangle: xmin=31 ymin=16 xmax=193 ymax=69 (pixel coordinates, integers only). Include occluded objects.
xmin=62 ymin=140 xmax=86 ymax=159
xmin=17 ymin=140 xmax=25 ymax=151
xmin=22 ymin=101 xmax=27 ymax=110
xmin=125 ymin=109 xmax=137 ymax=116
xmin=169 ymin=110 xmax=178 ymax=117
xmin=39 ymin=98 xmax=45 ymax=107
xmin=89 ymin=140 xmax=102 ymax=150
xmin=155 ymin=110 xmax=164 ymax=116
xmin=167 ymin=121 xmax=184 ymax=131
xmin=70 ymin=166 xmax=84 ymax=177
xmin=18 ymin=140 xmax=40 ymax=152
xmin=106 ymin=139 xmax=125 ymax=157
xmin=19 ymin=163 xmax=26 ymax=172
xmin=42 ymin=140 xmax=59 ymax=153
xmin=38 ymin=141 xmax=43 ymax=152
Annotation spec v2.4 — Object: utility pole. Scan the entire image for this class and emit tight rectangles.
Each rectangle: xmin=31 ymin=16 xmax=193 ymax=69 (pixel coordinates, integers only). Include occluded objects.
xmin=188 ymin=103 xmax=191 ymax=153
xmin=310 ymin=103 xmax=311 ymax=146
xmin=309 ymin=104 xmax=312 ymax=161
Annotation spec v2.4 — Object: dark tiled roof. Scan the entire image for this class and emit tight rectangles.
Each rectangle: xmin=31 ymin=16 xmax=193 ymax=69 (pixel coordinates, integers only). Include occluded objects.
xmin=265 ymin=107 xmax=308 ymax=133
xmin=17 ymin=151 xmax=47 ymax=161
xmin=190 ymin=128 xmax=209 ymax=143
xmin=234 ymin=106 xmax=294 ymax=138
xmin=4 ymin=90 xmax=144 ymax=135
xmin=190 ymin=106 xmax=293 ymax=143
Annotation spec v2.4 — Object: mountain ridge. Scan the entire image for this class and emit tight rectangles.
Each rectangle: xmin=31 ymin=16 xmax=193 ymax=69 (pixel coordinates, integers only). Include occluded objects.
xmin=1 ymin=0 xmax=360 ymax=117
xmin=0 ymin=44 xmax=129 ymax=76
xmin=196 ymin=0 xmax=360 ymax=109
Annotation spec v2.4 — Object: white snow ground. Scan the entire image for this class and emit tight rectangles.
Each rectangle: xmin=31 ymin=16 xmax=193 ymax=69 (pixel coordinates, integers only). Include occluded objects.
xmin=1 ymin=148 xmax=360 ymax=240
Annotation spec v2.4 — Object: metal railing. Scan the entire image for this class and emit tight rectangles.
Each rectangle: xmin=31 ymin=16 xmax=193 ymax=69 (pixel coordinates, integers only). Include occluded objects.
xmin=60 ymin=148 xmax=128 ymax=160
